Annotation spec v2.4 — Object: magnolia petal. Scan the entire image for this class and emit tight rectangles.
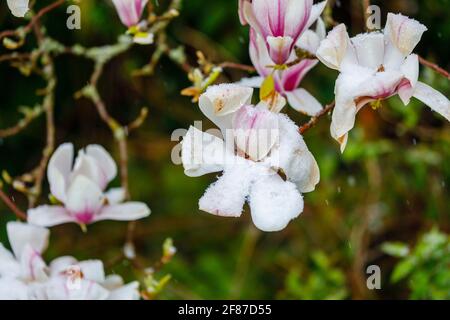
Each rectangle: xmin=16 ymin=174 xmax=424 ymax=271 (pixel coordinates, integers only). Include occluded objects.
xmin=45 ymin=277 xmax=110 ymax=300
xmin=112 ymin=0 xmax=148 ymax=27
xmin=19 ymin=244 xmax=48 ymax=282
xmin=236 ymin=76 xmax=265 ymax=88
xmin=105 ymin=188 xmax=126 ymax=205
xmin=103 ymin=275 xmax=124 ymax=290
xmin=181 ymin=126 xmax=227 ymax=177
xmin=286 ymin=88 xmax=322 ymax=116
xmin=413 ymin=82 xmax=450 ymax=122
xmin=305 ymin=1 xmax=327 ymax=31
xmin=267 ymin=36 xmax=294 ymax=65
xmin=49 ymin=256 xmax=78 ymax=276
xmin=238 ymin=0 xmax=251 ymax=25
xmin=199 ymin=162 xmax=260 ymax=217
xmin=47 ymin=143 xmax=74 ymax=203
xmin=77 ymin=260 xmax=106 ymax=283
xmin=0 ymin=278 xmax=29 ymax=300
xmin=85 ymin=145 xmax=118 ymax=188
xmin=401 ymin=54 xmax=419 ymax=89
xmin=317 ymin=24 xmax=353 ymax=71
xmin=6 ymin=221 xmax=49 ymax=258
xmin=249 ymin=174 xmax=303 ymax=232
xmin=249 ymin=29 xmax=273 ymax=78
xmin=133 ymin=32 xmax=154 ymax=45
xmin=351 ymin=32 xmax=385 ymax=70
xmin=108 ymin=281 xmax=140 ymax=300
xmin=281 ymin=59 xmax=318 ymax=91
xmin=27 ymin=205 xmax=74 ymax=227
xmin=96 ymin=202 xmax=151 ymax=222
xmin=7 ymin=0 xmax=29 ymax=18
xmin=296 ymin=30 xmax=321 ymax=55
xmin=232 ymin=104 xmax=279 ymax=161
xmin=199 ymin=84 xmax=253 ymax=132
xmin=385 ymin=13 xmax=427 ymax=57
xmin=0 ymin=243 xmax=20 ymax=278
xmin=65 ymin=175 xmax=105 ymax=224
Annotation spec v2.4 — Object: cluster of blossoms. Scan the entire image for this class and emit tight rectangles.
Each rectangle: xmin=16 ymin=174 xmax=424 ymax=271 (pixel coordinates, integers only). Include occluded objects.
xmin=0 ymin=222 xmax=139 ymax=299
xmin=180 ymin=0 xmax=449 ymax=231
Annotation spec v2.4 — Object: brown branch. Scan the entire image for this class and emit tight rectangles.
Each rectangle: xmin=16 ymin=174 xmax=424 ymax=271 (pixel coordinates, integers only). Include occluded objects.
xmin=0 ymin=108 xmax=43 ymax=138
xmin=219 ymin=62 xmax=256 ymax=73
xmin=299 ymin=101 xmax=335 ymax=134
xmin=0 ymin=188 xmax=27 ymax=220
xmin=0 ymin=0 xmax=65 ymax=41
xmin=419 ymin=56 xmax=450 ymax=80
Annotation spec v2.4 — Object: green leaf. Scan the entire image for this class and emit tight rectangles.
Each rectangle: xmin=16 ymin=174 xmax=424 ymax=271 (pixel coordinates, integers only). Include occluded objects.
xmin=381 ymin=242 xmax=410 ymax=258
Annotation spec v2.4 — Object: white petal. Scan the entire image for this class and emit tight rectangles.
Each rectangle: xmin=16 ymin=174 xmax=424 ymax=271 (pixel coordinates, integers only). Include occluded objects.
xmin=77 ymin=260 xmax=105 ymax=283
xmin=296 ymin=29 xmax=322 ymax=54
xmin=384 ymin=13 xmax=427 ymax=57
xmin=45 ymin=277 xmax=110 ymax=300
xmin=85 ymin=145 xmax=117 ymax=188
xmin=19 ymin=244 xmax=48 ymax=282
xmin=49 ymin=256 xmax=78 ymax=276
xmin=401 ymin=54 xmax=419 ymax=88
xmin=102 ymin=274 xmax=124 ymax=290
xmin=181 ymin=126 xmax=228 ymax=177
xmin=249 ymin=174 xmax=303 ymax=232
xmin=413 ymin=82 xmax=450 ymax=122
xmin=317 ymin=24 xmax=354 ymax=71
xmin=236 ymin=76 xmax=265 ymax=88
xmin=27 ymin=205 xmax=74 ymax=227
xmin=6 ymin=221 xmax=49 ymax=258
xmin=105 ymin=188 xmax=126 ymax=205
xmin=65 ymin=176 xmax=105 ymax=224
xmin=199 ymin=84 xmax=253 ymax=132
xmin=7 ymin=0 xmax=29 ymax=18
xmin=0 ymin=278 xmax=29 ymax=300
xmin=133 ymin=32 xmax=154 ymax=45
xmin=305 ymin=1 xmax=327 ymax=31
xmin=96 ymin=202 xmax=151 ymax=222
xmin=286 ymin=88 xmax=322 ymax=116
xmin=351 ymin=32 xmax=385 ymax=70
xmin=107 ymin=281 xmax=140 ymax=300
xmin=232 ymin=104 xmax=279 ymax=161
xmin=199 ymin=162 xmax=260 ymax=217
xmin=0 ymin=243 xmax=20 ymax=278
xmin=47 ymin=143 xmax=74 ymax=203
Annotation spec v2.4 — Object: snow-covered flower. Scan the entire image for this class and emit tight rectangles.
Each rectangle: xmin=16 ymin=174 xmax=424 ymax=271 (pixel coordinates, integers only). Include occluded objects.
xmin=241 ymin=0 xmax=326 ymax=65
xmin=28 ymin=143 xmax=150 ymax=228
xmin=0 ymin=222 xmax=140 ymax=300
xmin=6 ymin=0 xmax=29 ymax=18
xmin=181 ymin=84 xmax=320 ymax=232
xmin=316 ymin=13 xmax=450 ymax=152
xmin=112 ymin=0 xmax=154 ymax=45
xmin=240 ymin=15 xmax=326 ymax=115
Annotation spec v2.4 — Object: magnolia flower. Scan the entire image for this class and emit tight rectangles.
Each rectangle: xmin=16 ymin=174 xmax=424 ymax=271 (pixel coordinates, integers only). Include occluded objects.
xmin=112 ymin=0 xmax=154 ymax=45
xmin=28 ymin=143 xmax=150 ymax=227
xmin=0 ymin=222 xmax=139 ymax=300
xmin=181 ymin=84 xmax=320 ymax=232
xmin=7 ymin=0 xmax=29 ymax=18
xmin=240 ymin=14 xmax=326 ymax=116
xmin=317 ymin=13 xmax=450 ymax=151
xmin=241 ymin=0 xmax=326 ymax=65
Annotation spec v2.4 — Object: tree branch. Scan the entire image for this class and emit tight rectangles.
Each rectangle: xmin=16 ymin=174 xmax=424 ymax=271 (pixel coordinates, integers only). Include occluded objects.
xmin=0 ymin=188 xmax=27 ymax=220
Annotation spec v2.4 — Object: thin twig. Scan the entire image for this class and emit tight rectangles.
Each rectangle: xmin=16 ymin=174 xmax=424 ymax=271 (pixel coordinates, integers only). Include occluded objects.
xmin=219 ymin=61 xmax=256 ymax=73
xmin=0 ymin=188 xmax=27 ymax=220
xmin=419 ymin=56 xmax=450 ymax=80
xmin=299 ymin=101 xmax=335 ymax=134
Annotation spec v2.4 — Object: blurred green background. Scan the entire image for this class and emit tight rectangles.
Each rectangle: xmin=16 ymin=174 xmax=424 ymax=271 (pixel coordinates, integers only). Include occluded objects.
xmin=0 ymin=0 xmax=449 ymax=299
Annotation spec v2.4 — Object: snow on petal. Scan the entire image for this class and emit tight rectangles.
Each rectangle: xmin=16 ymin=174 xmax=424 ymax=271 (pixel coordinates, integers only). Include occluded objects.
xmin=95 ymin=202 xmax=150 ymax=222
xmin=351 ymin=32 xmax=385 ymax=70
xmin=181 ymin=126 xmax=227 ymax=177
xmin=385 ymin=13 xmax=427 ymax=57
xmin=27 ymin=206 xmax=74 ymax=227
xmin=316 ymin=24 xmax=354 ymax=71
xmin=6 ymin=222 xmax=49 ymax=258
xmin=413 ymin=82 xmax=450 ymax=122
xmin=47 ymin=143 xmax=74 ymax=203
xmin=6 ymin=0 xmax=29 ymax=18
xmin=199 ymin=84 xmax=253 ymax=132
xmin=286 ymin=88 xmax=322 ymax=116
xmin=249 ymin=174 xmax=303 ymax=232
xmin=0 ymin=244 xmax=20 ymax=278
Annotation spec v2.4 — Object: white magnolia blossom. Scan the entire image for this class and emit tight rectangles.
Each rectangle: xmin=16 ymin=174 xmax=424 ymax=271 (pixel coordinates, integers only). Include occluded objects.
xmin=181 ymin=84 xmax=320 ymax=232
xmin=6 ymin=0 xmax=29 ymax=18
xmin=28 ymin=143 xmax=150 ymax=227
xmin=240 ymin=9 xmax=326 ymax=116
xmin=0 ymin=222 xmax=139 ymax=300
xmin=316 ymin=13 xmax=450 ymax=152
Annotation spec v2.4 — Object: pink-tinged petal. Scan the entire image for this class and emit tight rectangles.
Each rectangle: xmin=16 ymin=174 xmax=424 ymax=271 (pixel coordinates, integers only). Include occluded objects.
xmin=0 ymin=278 xmax=29 ymax=300
xmin=6 ymin=221 xmax=49 ymax=258
xmin=267 ymin=36 xmax=294 ymax=65
xmin=384 ymin=13 xmax=427 ymax=57
xmin=85 ymin=145 xmax=117 ymax=189
xmin=198 ymin=84 xmax=253 ymax=133
xmin=96 ymin=202 xmax=150 ymax=222
xmin=304 ymin=1 xmax=327 ymax=31
xmin=27 ymin=205 xmax=74 ymax=227
xmin=249 ymin=29 xmax=273 ymax=78
xmin=238 ymin=0 xmax=252 ymax=25
xmin=351 ymin=32 xmax=385 ymax=70
xmin=413 ymin=82 xmax=450 ymax=122
xmin=280 ymin=59 xmax=318 ymax=92
xmin=19 ymin=244 xmax=48 ymax=282
xmin=107 ymin=281 xmax=140 ymax=300
xmin=47 ymin=143 xmax=74 ymax=203
xmin=181 ymin=126 xmax=227 ymax=178
xmin=249 ymin=173 xmax=303 ymax=232
xmin=77 ymin=260 xmax=106 ymax=283
xmin=286 ymin=88 xmax=322 ymax=116
xmin=112 ymin=0 xmax=148 ymax=27
xmin=397 ymin=54 xmax=419 ymax=104
xmin=45 ymin=276 xmax=110 ymax=300
xmin=317 ymin=24 xmax=355 ymax=71
xmin=233 ymin=104 xmax=279 ymax=161
xmin=199 ymin=162 xmax=260 ymax=217
xmin=65 ymin=175 xmax=104 ymax=224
